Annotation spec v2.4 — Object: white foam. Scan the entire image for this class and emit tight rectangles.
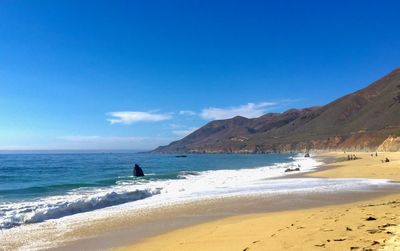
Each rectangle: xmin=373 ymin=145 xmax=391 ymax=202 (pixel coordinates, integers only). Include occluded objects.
xmin=0 ymin=155 xmax=318 ymax=229
xmin=0 ymin=155 xmax=397 ymax=250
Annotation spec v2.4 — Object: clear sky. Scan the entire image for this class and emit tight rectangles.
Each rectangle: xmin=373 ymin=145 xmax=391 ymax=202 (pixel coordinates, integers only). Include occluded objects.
xmin=0 ymin=0 xmax=399 ymax=150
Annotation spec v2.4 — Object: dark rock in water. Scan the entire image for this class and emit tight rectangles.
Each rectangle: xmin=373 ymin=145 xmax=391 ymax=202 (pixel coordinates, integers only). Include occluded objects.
xmin=175 ymin=155 xmax=187 ymax=158
xmin=285 ymin=167 xmax=300 ymax=172
xmin=133 ymin=164 xmax=144 ymax=177
xmin=304 ymin=153 xmax=310 ymax=157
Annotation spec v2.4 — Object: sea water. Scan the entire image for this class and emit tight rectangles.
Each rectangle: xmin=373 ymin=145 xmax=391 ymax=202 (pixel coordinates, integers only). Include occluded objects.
xmin=0 ymin=152 xmax=393 ymax=230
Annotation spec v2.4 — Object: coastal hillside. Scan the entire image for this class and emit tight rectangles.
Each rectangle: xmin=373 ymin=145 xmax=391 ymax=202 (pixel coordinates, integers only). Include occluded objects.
xmin=155 ymin=68 xmax=400 ymax=153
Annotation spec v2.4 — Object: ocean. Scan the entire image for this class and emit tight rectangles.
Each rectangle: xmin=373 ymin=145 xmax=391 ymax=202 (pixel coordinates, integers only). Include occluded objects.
xmin=0 ymin=153 xmax=393 ymax=231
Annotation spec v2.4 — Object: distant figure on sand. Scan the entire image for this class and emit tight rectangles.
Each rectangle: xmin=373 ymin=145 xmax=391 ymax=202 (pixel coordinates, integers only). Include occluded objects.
xmin=385 ymin=158 xmax=390 ymax=163
xmin=347 ymin=154 xmax=358 ymax=161
xmin=133 ymin=164 xmax=144 ymax=177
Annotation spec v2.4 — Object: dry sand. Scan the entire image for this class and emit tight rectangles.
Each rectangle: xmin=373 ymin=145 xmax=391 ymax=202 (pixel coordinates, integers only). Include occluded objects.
xmin=308 ymin=152 xmax=400 ymax=181
xmin=116 ymin=152 xmax=400 ymax=251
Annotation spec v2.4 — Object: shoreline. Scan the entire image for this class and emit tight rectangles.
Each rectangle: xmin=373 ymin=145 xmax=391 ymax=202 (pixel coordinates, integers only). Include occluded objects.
xmin=55 ymin=185 xmax=398 ymax=251
xmin=116 ymin=193 xmax=400 ymax=251
xmin=2 ymin=152 xmax=399 ymax=250
xmin=114 ymin=152 xmax=400 ymax=251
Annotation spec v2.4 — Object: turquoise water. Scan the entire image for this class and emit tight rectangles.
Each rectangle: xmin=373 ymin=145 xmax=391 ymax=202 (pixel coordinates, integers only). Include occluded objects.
xmin=0 ymin=153 xmax=299 ymax=228
xmin=2 ymin=152 xmax=398 ymax=251
xmin=0 ymin=152 xmax=396 ymax=231
xmin=0 ymin=153 xmax=293 ymax=201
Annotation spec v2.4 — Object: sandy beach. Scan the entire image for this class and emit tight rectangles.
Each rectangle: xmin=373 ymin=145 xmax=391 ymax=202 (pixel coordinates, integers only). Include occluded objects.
xmin=115 ymin=152 xmax=400 ymax=251
xmin=2 ymin=152 xmax=399 ymax=251
xmin=2 ymin=2 xmax=399 ymax=250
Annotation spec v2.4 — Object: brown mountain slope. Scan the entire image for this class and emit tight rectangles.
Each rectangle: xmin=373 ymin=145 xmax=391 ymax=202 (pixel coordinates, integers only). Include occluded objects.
xmin=154 ymin=68 xmax=400 ymax=153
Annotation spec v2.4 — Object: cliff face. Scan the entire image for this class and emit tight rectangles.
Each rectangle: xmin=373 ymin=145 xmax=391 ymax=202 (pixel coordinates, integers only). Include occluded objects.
xmin=377 ymin=136 xmax=400 ymax=152
xmin=155 ymin=68 xmax=400 ymax=153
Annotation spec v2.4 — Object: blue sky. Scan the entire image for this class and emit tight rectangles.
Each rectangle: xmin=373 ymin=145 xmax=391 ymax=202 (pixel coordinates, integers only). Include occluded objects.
xmin=0 ymin=0 xmax=399 ymax=150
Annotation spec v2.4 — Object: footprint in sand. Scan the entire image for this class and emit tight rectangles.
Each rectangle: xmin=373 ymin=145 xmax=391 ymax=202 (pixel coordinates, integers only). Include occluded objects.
xmin=371 ymin=240 xmax=380 ymax=245
xmin=333 ymin=238 xmax=346 ymax=241
xmin=366 ymin=229 xmax=381 ymax=234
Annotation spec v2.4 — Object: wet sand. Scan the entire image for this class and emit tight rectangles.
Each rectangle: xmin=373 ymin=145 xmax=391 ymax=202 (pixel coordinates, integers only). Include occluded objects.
xmin=2 ymin=152 xmax=399 ymax=250
xmin=52 ymin=188 xmax=397 ymax=251
xmin=115 ymin=152 xmax=400 ymax=251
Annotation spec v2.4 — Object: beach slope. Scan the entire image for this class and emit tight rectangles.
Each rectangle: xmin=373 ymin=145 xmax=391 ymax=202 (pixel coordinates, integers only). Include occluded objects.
xmin=116 ymin=152 xmax=400 ymax=251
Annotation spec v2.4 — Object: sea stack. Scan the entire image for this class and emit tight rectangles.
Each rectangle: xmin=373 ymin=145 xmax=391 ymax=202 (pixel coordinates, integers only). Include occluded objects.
xmin=133 ymin=164 xmax=144 ymax=177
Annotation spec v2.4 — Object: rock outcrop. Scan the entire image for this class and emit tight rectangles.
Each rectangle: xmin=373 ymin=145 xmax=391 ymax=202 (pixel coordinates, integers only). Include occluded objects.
xmin=377 ymin=136 xmax=400 ymax=152
xmin=285 ymin=168 xmax=300 ymax=172
xmin=133 ymin=164 xmax=144 ymax=177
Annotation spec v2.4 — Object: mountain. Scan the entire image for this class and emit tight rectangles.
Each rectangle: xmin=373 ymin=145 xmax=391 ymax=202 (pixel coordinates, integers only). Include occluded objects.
xmin=155 ymin=68 xmax=400 ymax=153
